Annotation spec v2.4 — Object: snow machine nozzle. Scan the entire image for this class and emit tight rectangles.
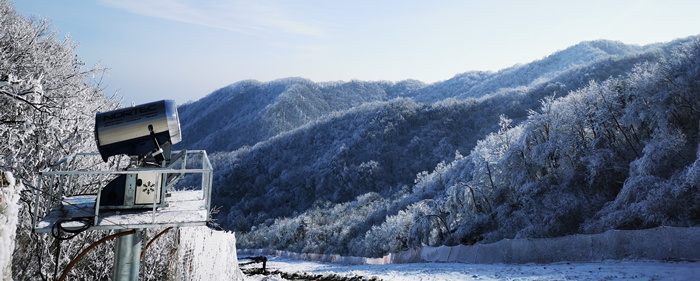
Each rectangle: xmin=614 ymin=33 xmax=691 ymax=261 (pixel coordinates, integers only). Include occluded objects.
xmin=94 ymin=99 xmax=181 ymax=163
xmin=94 ymin=99 xmax=185 ymax=210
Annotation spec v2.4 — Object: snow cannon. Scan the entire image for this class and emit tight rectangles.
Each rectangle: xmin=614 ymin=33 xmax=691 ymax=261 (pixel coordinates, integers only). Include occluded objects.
xmin=95 ymin=100 xmax=186 ymax=210
xmin=95 ymin=99 xmax=181 ymax=163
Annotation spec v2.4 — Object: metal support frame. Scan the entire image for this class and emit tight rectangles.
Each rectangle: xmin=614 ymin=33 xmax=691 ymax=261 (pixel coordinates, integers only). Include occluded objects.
xmin=32 ymin=150 xmax=213 ymax=232
xmin=32 ymin=150 xmax=214 ymax=279
xmin=113 ymin=229 xmax=143 ymax=281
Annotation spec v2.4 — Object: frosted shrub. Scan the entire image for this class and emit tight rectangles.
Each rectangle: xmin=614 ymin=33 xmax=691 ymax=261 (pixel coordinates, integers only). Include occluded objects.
xmin=1 ymin=172 xmax=20 ymax=280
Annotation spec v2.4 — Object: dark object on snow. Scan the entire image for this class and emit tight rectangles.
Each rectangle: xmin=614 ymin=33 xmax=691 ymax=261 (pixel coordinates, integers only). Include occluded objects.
xmin=239 ymin=256 xmax=267 ymax=272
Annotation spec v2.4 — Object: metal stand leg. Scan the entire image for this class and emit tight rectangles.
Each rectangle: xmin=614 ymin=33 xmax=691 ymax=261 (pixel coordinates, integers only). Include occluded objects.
xmin=113 ymin=229 xmax=142 ymax=281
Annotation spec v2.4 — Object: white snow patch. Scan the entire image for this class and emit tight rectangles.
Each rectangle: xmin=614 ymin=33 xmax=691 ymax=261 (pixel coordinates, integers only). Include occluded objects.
xmin=171 ymin=226 xmax=245 ymax=280
xmin=246 ymin=257 xmax=699 ymax=281
xmin=1 ymin=171 xmax=21 ymax=280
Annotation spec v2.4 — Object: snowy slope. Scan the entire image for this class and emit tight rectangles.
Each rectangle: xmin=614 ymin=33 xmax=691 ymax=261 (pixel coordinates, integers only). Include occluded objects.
xmin=245 ymin=257 xmax=699 ymax=281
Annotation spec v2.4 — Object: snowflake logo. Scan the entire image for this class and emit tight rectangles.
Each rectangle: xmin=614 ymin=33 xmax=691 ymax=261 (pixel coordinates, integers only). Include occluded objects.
xmin=142 ymin=181 xmax=156 ymax=195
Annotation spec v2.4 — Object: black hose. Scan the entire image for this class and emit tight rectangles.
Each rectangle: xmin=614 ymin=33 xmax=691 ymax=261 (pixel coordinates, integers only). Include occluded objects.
xmin=50 ymin=216 xmax=94 ymax=280
xmin=51 ymin=217 xmax=93 ymax=240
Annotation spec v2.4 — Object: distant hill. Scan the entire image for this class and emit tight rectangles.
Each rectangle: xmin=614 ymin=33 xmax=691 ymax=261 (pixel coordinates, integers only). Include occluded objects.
xmin=210 ymin=98 xmax=503 ymax=231
xmin=176 ymin=40 xmax=648 ymax=153
xmin=410 ymin=40 xmax=649 ymax=102
xmin=176 ymin=78 xmax=426 ymax=152
xmin=178 ymin=36 xmax=700 ymax=257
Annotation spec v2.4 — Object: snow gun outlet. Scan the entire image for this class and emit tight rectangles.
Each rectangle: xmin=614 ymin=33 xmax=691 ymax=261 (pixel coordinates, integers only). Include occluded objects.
xmin=94 ymin=100 xmax=184 ymax=210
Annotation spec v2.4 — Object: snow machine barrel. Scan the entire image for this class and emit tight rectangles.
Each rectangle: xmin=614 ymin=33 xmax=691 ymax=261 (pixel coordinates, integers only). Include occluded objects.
xmin=95 ymin=100 xmax=185 ymax=210
xmin=95 ymin=99 xmax=181 ymax=162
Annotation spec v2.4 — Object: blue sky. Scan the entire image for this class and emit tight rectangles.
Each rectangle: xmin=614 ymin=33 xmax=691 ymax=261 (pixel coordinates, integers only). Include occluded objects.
xmin=14 ymin=0 xmax=700 ymax=106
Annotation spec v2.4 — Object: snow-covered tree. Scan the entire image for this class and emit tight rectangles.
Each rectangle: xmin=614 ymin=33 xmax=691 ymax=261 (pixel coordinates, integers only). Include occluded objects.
xmin=227 ymin=36 xmax=700 ymax=258
xmin=0 ymin=1 xmax=119 ymax=279
xmin=1 ymin=172 xmax=21 ymax=280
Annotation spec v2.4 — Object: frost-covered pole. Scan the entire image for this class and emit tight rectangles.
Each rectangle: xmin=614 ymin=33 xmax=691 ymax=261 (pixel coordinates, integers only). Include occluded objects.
xmin=113 ymin=229 xmax=143 ymax=281
xmin=1 ymin=172 xmax=21 ymax=280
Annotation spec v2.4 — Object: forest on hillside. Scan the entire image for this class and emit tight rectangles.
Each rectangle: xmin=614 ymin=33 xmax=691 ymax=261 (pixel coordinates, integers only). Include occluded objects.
xmin=197 ymin=37 xmax=700 ymax=257
xmin=176 ymin=40 xmax=655 ymax=154
xmin=3 ymin=1 xmax=699 ymax=278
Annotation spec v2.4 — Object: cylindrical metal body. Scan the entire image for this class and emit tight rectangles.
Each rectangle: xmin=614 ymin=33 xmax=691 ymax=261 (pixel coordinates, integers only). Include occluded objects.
xmin=95 ymin=100 xmax=181 ymax=161
xmin=112 ymin=229 xmax=142 ymax=281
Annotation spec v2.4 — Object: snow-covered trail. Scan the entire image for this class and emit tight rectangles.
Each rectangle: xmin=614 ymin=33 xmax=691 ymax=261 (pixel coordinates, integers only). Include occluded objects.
xmin=244 ymin=257 xmax=699 ymax=281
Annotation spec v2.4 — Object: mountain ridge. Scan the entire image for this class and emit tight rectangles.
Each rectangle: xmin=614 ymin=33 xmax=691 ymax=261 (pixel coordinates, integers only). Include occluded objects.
xmin=178 ymin=35 xmax=700 ymax=257
xmin=177 ymin=38 xmax=660 ymax=153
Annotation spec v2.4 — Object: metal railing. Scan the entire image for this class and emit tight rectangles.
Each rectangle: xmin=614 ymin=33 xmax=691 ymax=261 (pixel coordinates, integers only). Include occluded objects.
xmin=32 ymin=150 xmax=213 ymax=232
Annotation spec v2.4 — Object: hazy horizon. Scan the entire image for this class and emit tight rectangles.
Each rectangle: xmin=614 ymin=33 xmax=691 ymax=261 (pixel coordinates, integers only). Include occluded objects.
xmin=15 ymin=0 xmax=700 ymax=106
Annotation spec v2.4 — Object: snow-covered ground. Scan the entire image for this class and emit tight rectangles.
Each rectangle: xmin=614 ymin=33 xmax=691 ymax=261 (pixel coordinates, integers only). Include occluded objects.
xmin=244 ymin=257 xmax=699 ymax=281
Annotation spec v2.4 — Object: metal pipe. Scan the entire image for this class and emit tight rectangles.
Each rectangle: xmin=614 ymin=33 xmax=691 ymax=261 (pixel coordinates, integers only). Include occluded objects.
xmin=94 ymin=173 xmax=103 ymax=226
xmin=58 ymin=230 xmax=136 ymax=281
xmin=112 ymin=229 xmax=142 ymax=281
xmin=41 ymin=168 xmax=212 ymax=176
xmin=47 ymin=175 xmax=55 ymax=212
xmin=33 ymin=174 xmax=43 ymax=230
xmin=66 ymin=155 xmax=78 ymax=194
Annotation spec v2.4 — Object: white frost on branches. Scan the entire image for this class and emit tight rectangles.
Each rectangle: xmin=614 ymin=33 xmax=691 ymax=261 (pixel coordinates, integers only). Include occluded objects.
xmin=1 ymin=171 xmax=21 ymax=280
